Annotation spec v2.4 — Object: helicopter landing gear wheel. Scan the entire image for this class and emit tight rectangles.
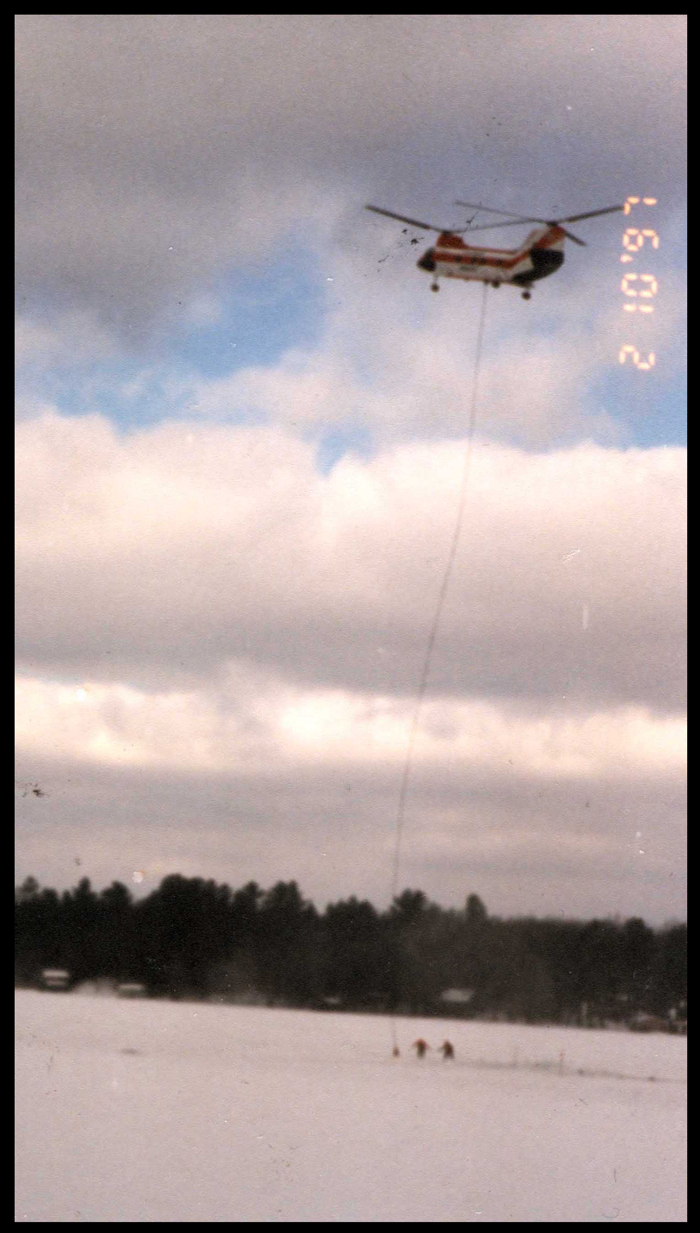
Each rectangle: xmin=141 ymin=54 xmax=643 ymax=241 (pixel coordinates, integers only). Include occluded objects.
xmin=431 ymin=282 xmax=440 ymax=292
xmin=522 ymin=290 xmax=532 ymax=300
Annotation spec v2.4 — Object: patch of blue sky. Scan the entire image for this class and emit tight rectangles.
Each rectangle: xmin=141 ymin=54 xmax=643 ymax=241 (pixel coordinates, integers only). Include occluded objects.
xmin=593 ymin=364 xmax=686 ymax=449
xmin=17 ymin=359 xmax=197 ymax=432
xmin=164 ymin=246 xmax=328 ymax=381
xmin=315 ymin=425 xmax=374 ymax=474
xmin=19 ymin=244 xmax=329 ymax=432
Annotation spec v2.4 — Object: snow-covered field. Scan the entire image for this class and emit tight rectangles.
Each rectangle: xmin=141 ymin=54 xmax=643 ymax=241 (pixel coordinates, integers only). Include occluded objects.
xmin=15 ymin=989 xmax=686 ymax=1222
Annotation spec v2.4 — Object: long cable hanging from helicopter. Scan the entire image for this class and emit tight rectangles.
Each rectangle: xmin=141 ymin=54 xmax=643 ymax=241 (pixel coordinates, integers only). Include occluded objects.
xmin=365 ymin=197 xmax=623 ymax=1057
xmin=386 ymin=278 xmax=487 ymax=1059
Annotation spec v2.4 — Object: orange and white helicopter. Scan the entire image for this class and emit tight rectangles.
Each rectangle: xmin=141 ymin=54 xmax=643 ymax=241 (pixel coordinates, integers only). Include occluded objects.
xmin=366 ymin=199 xmax=622 ymax=298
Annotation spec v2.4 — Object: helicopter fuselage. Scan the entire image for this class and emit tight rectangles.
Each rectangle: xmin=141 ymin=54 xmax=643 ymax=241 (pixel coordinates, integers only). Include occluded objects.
xmin=417 ymin=225 xmax=565 ymax=288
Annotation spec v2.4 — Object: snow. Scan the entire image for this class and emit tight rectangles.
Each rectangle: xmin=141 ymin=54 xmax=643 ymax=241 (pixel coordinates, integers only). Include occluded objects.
xmin=15 ymin=990 xmax=686 ymax=1222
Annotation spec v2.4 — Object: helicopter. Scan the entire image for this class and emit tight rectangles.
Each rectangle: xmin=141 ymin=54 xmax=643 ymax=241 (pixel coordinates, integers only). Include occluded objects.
xmin=365 ymin=200 xmax=623 ymax=298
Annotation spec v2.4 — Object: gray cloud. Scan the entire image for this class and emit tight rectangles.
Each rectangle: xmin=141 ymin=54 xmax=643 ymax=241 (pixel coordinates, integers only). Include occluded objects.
xmin=16 ymin=15 xmax=686 ymax=334
xmin=15 ymin=748 xmax=686 ymax=923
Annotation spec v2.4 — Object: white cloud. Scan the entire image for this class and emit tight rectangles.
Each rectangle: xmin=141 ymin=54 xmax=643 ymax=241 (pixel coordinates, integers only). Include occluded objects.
xmin=188 ymin=352 xmax=356 ymax=425
xmin=16 ymin=413 xmax=685 ymax=709
xmin=15 ymin=672 xmax=686 ymax=784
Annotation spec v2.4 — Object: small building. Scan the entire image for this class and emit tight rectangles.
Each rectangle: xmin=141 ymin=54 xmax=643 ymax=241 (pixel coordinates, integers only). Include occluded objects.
xmin=440 ymin=988 xmax=474 ymax=1005
xmin=41 ymin=969 xmax=70 ymax=991
xmin=628 ymin=1012 xmax=671 ymax=1033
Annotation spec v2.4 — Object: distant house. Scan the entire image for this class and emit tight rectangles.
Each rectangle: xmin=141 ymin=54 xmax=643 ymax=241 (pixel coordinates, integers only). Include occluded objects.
xmin=669 ymin=1004 xmax=687 ymax=1034
xmin=628 ymin=1012 xmax=671 ymax=1033
xmin=440 ymin=988 xmax=474 ymax=1005
xmin=41 ymin=969 xmax=70 ymax=991
xmin=117 ymin=983 xmax=147 ymax=998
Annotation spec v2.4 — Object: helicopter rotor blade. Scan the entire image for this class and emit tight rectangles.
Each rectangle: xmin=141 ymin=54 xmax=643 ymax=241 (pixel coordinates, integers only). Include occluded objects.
xmin=367 ymin=201 xmax=622 ymax=245
xmin=455 ymin=200 xmax=549 ymax=225
xmin=457 ymin=201 xmax=623 ymax=233
xmin=456 ymin=218 xmax=587 ymax=246
xmin=557 ymin=205 xmax=623 ymax=224
xmin=458 ymin=219 xmax=543 ymax=234
xmin=462 ymin=219 xmax=587 ymax=245
xmin=365 ymin=205 xmax=447 ymax=233
xmin=560 ymin=229 xmax=586 ymax=246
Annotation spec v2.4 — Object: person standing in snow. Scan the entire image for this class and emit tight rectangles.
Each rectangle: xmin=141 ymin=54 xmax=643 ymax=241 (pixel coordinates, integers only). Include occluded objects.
xmin=439 ymin=1040 xmax=455 ymax=1060
xmin=413 ymin=1038 xmax=429 ymax=1058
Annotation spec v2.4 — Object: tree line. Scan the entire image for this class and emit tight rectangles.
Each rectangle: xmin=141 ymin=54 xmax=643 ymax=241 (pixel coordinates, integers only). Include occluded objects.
xmin=15 ymin=875 xmax=686 ymax=1028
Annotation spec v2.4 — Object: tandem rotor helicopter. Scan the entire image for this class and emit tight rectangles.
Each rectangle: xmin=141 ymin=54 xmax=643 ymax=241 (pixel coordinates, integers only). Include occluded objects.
xmin=366 ymin=199 xmax=623 ymax=298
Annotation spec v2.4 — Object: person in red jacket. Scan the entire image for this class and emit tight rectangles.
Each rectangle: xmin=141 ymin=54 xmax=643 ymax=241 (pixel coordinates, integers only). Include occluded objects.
xmin=413 ymin=1038 xmax=429 ymax=1058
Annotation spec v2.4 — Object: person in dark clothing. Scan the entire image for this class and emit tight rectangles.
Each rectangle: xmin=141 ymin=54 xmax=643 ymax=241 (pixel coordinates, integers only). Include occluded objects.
xmin=439 ymin=1040 xmax=455 ymax=1060
xmin=413 ymin=1038 xmax=429 ymax=1058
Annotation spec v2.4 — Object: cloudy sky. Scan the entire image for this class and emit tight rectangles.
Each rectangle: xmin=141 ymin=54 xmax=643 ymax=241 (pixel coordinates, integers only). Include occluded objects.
xmin=16 ymin=15 xmax=686 ymax=922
